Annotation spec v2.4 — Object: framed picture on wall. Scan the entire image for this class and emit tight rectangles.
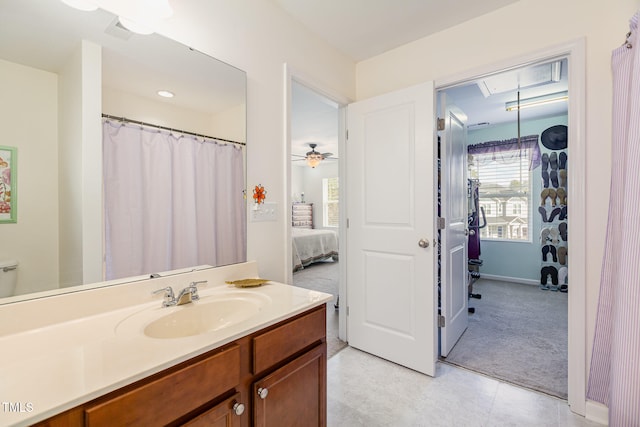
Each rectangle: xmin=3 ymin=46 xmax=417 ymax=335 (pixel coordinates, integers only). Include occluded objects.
xmin=0 ymin=146 xmax=17 ymax=224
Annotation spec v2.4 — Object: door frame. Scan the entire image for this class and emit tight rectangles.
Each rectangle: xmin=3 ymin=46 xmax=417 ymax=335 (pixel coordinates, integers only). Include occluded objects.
xmin=283 ymin=64 xmax=350 ymax=341
xmin=434 ymin=39 xmax=586 ymax=414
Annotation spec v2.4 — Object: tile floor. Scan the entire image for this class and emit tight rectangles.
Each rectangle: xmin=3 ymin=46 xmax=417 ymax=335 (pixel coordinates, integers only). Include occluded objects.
xmin=327 ymin=347 xmax=604 ymax=427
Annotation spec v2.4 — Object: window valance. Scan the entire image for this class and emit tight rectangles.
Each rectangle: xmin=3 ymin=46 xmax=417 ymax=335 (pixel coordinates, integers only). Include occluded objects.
xmin=467 ymin=135 xmax=541 ymax=170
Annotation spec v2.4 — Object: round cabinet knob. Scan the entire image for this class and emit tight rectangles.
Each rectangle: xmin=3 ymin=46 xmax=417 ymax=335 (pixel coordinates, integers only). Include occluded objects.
xmin=257 ymin=387 xmax=269 ymax=399
xmin=418 ymin=239 xmax=430 ymax=248
xmin=232 ymin=402 xmax=245 ymax=416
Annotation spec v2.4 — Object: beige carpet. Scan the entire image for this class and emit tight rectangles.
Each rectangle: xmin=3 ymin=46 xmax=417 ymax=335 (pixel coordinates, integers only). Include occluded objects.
xmin=443 ymin=279 xmax=568 ymax=399
xmin=293 ymin=260 xmax=347 ymax=359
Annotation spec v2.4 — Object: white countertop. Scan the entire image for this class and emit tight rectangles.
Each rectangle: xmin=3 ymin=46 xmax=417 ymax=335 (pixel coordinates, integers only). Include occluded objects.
xmin=0 ymin=264 xmax=332 ymax=426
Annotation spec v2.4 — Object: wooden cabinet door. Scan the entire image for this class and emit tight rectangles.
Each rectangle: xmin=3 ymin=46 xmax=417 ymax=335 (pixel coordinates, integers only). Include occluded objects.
xmin=253 ymin=344 xmax=326 ymax=427
xmin=181 ymin=392 xmax=244 ymax=427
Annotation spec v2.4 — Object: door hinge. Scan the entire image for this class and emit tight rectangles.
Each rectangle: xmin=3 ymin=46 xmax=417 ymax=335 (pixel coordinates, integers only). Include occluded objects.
xmin=346 ymin=218 xmax=350 ymax=228
xmin=437 ymin=118 xmax=445 ymax=131
xmin=347 ymin=306 xmax=350 ymax=316
xmin=438 ymin=315 xmax=446 ymax=327
xmin=437 ymin=217 xmax=446 ymax=229
xmin=346 ymin=129 xmax=349 ymax=140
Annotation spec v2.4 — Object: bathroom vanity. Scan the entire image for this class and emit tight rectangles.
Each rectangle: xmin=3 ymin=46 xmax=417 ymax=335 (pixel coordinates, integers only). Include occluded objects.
xmin=0 ymin=262 xmax=331 ymax=427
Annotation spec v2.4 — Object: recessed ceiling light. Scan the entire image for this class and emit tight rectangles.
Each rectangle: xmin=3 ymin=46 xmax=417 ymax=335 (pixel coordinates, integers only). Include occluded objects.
xmin=157 ymin=90 xmax=174 ymax=98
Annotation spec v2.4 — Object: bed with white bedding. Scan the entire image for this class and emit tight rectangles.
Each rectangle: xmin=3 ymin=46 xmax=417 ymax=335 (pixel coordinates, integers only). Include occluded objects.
xmin=292 ymin=227 xmax=339 ymax=272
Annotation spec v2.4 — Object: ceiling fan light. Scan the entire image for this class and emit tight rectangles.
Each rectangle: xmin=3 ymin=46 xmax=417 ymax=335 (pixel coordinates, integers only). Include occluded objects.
xmin=306 ymin=153 xmax=323 ymax=168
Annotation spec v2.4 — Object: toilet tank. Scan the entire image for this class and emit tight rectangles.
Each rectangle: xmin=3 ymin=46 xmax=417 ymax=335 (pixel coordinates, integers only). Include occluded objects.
xmin=0 ymin=260 xmax=18 ymax=298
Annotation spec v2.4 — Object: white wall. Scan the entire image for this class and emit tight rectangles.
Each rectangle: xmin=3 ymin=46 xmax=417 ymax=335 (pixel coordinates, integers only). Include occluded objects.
xmin=58 ymin=41 xmax=103 ymax=289
xmin=210 ymin=104 xmax=246 ymax=143
xmin=80 ymin=41 xmax=103 ymax=286
xmin=58 ymin=43 xmax=84 ymax=288
xmin=0 ymin=59 xmax=59 ymax=295
xmin=103 ymin=86 xmax=245 ymax=142
xmin=148 ymin=0 xmax=356 ymax=282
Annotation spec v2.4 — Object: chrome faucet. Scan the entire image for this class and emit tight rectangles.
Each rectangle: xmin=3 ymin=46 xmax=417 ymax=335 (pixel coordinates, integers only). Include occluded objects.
xmin=175 ymin=286 xmax=195 ymax=305
xmin=152 ymin=286 xmax=176 ymax=307
xmin=177 ymin=280 xmax=208 ymax=305
xmin=153 ymin=281 xmax=208 ymax=307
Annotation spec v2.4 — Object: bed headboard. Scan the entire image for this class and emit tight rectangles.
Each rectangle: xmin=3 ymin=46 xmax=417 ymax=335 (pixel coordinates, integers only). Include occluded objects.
xmin=292 ymin=203 xmax=313 ymax=228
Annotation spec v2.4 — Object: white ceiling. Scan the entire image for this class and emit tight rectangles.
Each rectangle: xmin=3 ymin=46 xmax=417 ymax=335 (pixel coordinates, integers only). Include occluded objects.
xmin=272 ymin=0 xmax=521 ymax=61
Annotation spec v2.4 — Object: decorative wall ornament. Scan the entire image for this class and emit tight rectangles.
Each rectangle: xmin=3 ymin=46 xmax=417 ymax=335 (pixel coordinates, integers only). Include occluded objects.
xmin=0 ymin=146 xmax=17 ymax=224
xmin=253 ymin=184 xmax=266 ymax=205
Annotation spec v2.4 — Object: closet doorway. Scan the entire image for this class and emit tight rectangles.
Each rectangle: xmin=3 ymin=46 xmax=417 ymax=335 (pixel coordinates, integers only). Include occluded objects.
xmin=286 ymin=76 xmax=347 ymax=358
xmin=437 ymin=57 xmax=572 ymax=400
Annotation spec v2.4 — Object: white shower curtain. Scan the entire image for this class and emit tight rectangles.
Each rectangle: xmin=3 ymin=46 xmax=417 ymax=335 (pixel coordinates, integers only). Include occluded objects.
xmin=103 ymin=120 xmax=246 ymax=280
xmin=587 ymin=12 xmax=640 ymax=426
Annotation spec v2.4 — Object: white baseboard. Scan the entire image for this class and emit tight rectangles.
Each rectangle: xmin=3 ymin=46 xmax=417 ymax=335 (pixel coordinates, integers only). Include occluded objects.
xmin=585 ymin=400 xmax=608 ymax=425
xmin=479 ymin=273 xmax=539 ymax=286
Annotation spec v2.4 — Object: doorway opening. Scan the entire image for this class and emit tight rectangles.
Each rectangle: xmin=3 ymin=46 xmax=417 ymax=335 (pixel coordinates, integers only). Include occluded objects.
xmin=288 ymin=78 xmax=347 ymax=359
xmin=437 ymin=57 xmax=571 ymax=400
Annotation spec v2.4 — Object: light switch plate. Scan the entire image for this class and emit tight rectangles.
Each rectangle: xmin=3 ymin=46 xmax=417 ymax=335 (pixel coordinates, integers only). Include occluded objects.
xmin=250 ymin=202 xmax=277 ymax=222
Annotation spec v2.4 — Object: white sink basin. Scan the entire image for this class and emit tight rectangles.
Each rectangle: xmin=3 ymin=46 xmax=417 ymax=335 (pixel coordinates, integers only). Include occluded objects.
xmin=117 ymin=291 xmax=272 ymax=339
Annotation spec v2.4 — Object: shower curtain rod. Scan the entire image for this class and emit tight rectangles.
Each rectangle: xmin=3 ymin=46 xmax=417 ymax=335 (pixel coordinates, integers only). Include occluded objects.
xmin=101 ymin=114 xmax=246 ymax=146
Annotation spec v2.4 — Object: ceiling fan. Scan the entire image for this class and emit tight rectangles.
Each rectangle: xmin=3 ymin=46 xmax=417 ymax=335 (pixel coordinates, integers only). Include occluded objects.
xmin=292 ymin=143 xmax=335 ymax=168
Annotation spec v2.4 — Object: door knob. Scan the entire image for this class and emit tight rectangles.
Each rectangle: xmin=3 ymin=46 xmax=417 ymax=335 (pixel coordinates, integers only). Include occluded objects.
xmin=469 ymin=229 xmax=476 ymax=236
xmin=418 ymin=239 xmax=430 ymax=248
xmin=233 ymin=402 xmax=245 ymax=416
xmin=257 ymin=387 xmax=269 ymax=399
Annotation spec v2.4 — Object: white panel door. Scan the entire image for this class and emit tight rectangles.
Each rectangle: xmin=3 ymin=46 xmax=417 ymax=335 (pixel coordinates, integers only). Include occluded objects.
xmin=346 ymin=81 xmax=436 ymax=376
xmin=439 ymin=95 xmax=469 ymax=357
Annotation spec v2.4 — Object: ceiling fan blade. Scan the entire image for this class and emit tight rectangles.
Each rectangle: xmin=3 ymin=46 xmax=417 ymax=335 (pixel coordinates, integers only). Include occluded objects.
xmin=321 ymin=152 xmax=333 ymax=158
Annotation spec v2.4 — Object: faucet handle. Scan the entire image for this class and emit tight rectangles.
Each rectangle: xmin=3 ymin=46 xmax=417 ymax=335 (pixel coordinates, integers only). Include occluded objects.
xmin=153 ymin=286 xmax=176 ymax=307
xmin=191 ymin=280 xmax=208 ymax=286
xmin=188 ymin=280 xmax=207 ymax=301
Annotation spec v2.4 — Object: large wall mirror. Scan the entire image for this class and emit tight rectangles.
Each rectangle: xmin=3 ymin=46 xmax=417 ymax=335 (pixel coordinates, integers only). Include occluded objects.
xmin=0 ymin=0 xmax=247 ymax=304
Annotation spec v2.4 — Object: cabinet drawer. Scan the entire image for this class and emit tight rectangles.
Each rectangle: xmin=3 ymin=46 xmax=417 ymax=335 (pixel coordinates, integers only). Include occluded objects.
xmin=253 ymin=306 xmax=325 ymax=374
xmin=85 ymin=345 xmax=240 ymax=427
